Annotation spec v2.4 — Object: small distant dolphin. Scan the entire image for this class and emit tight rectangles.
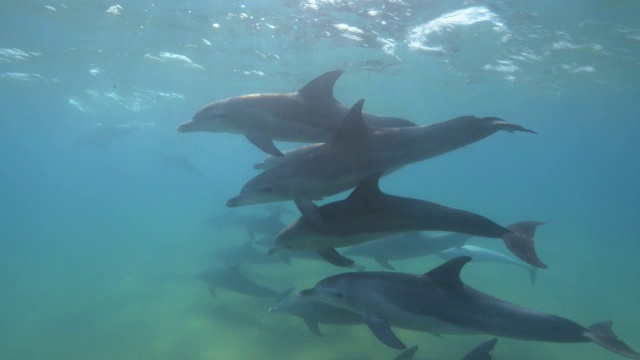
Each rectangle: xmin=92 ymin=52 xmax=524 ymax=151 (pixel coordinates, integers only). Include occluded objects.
xmin=438 ymin=245 xmax=538 ymax=285
xmin=269 ymin=294 xmax=364 ymax=336
xmin=269 ymin=172 xmax=546 ymax=269
xmin=177 ymin=70 xmax=415 ymax=156
xmin=196 ymin=264 xmax=293 ymax=300
xmin=300 ymin=257 xmax=640 ymax=359
xmin=209 ymin=204 xmax=291 ymax=240
xmin=344 ymin=232 xmax=471 ymax=270
xmin=210 ymin=239 xmax=290 ymax=266
xmin=227 ymin=99 xmax=536 ymax=207
xmin=76 ymin=124 xmax=138 ymax=149
xmin=160 ymin=153 xmax=207 ymax=179
xmin=395 ymin=339 xmax=498 ymax=360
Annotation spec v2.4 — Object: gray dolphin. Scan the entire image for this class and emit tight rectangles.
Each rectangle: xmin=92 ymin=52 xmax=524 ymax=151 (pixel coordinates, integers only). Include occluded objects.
xmin=209 ymin=205 xmax=291 ymax=241
xmin=177 ymin=70 xmax=415 ymax=156
xmin=438 ymin=245 xmax=538 ymax=285
xmin=269 ymin=172 xmax=546 ymax=269
xmin=226 ymin=99 xmax=536 ymax=207
xmin=300 ymin=257 xmax=640 ymax=359
xmin=196 ymin=264 xmax=293 ymax=300
xmin=160 ymin=153 xmax=207 ymax=179
xmin=269 ymin=294 xmax=364 ymax=337
xmin=344 ymin=232 xmax=471 ymax=270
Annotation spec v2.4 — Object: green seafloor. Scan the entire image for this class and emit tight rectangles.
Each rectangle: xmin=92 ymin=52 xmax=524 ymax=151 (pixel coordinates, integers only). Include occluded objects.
xmin=1 ymin=1 xmax=639 ymax=359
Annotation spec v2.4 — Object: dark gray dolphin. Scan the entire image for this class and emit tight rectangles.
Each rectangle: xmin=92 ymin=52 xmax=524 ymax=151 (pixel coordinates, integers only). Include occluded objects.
xmin=344 ymin=232 xmax=471 ymax=270
xmin=394 ymin=339 xmax=498 ymax=360
xmin=269 ymin=294 xmax=364 ymax=336
xmin=226 ymin=99 xmax=536 ymax=207
xmin=269 ymin=172 xmax=546 ymax=269
xmin=177 ymin=70 xmax=415 ymax=156
xmin=300 ymin=257 xmax=640 ymax=359
xmin=196 ymin=264 xmax=293 ymax=300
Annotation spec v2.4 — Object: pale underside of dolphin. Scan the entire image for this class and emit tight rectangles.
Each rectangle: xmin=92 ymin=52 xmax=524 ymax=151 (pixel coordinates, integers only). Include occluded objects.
xmin=177 ymin=70 xmax=415 ymax=156
xmin=300 ymin=257 xmax=640 ymax=359
xmin=270 ymin=171 xmax=547 ymax=269
xmin=226 ymin=99 xmax=536 ymax=208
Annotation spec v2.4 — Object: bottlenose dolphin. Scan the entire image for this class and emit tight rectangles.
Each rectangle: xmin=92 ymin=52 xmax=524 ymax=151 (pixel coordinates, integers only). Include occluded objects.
xmin=269 ymin=172 xmax=546 ymax=269
xmin=196 ymin=264 xmax=293 ymax=300
xmin=227 ymin=99 xmax=536 ymax=207
xmin=300 ymin=257 xmax=640 ymax=359
xmin=344 ymin=232 xmax=471 ymax=270
xmin=160 ymin=153 xmax=207 ymax=179
xmin=394 ymin=339 xmax=498 ymax=360
xmin=177 ymin=70 xmax=415 ymax=156
xmin=438 ymin=245 xmax=538 ymax=285
xmin=209 ymin=239 xmax=290 ymax=266
xmin=269 ymin=294 xmax=364 ymax=336
xmin=209 ymin=205 xmax=291 ymax=240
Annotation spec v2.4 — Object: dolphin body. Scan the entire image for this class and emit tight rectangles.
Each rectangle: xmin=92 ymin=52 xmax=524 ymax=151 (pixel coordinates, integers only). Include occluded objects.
xmin=269 ymin=172 xmax=546 ymax=269
xmin=160 ymin=153 xmax=207 ymax=179
xmin=226 ymin=100 xmax=536 ymax=207
xmin=438 ymin=245 xmax=538 ymax=285
xmin=300 ymin=257 xmax=640 ymax=359
xmin=209 ymin=205 xmax=291 ymax=241
xmin=344 ymin=232 xmax=471 ymax=270
xmin=269 ymin=294 xmax=364 ymax=337
xmin=177 ymin=70 xmax=415 ymax=156
xmin=196 ymin=264 xmax=292 ymax=300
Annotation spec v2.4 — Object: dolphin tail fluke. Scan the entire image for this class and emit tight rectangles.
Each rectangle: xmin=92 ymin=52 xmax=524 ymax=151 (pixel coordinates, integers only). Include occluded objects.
xmin=501 ymin=232 xmax=547 ymax=269
xmin=584 ymin=321 xmax=640 ymax=359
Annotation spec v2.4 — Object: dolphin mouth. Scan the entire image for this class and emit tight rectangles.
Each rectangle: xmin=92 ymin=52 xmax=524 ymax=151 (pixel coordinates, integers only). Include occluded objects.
xmin=177 ymin=120 xmax=194 ymax=132
xmin=226 ymin=196 xmax=242 ymax=207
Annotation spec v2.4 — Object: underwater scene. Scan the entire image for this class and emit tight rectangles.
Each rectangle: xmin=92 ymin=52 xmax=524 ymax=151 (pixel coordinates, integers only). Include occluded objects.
xmin=1 ymin=1 xmax=640 ymax=359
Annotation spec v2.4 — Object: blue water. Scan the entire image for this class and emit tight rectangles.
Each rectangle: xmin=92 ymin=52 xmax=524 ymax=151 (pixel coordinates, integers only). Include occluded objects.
xmin=1 ymin=1 xmax=639 ymax=359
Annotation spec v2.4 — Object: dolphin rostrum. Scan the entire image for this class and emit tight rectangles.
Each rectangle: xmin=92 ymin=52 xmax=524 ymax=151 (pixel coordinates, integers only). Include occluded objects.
xmin=177 ymin=70 xmax=415 ymax=156
xmin=269 ymin=172 xmax=546 ymax=269
xmin=226 ymin=99 xmax=536 ymax=207
xmin=300 ymin=257 xmax=640 ymax=359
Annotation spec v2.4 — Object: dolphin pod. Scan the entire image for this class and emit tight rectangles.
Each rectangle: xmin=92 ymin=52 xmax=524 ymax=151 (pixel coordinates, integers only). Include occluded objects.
xmin=181 ymin=70 xmax=639 ymax=358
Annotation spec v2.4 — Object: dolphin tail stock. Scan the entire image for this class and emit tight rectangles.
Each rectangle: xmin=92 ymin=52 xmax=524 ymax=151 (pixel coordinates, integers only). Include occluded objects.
xmin=501 ymin=221 xmax=548 ymax=269
xmin=583 ymin=321 xmax=640 ymax=359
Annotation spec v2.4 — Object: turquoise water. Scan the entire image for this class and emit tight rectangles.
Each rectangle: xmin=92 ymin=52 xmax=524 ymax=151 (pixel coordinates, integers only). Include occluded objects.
xmin=1 ymin=1 xmax=639 ymax=359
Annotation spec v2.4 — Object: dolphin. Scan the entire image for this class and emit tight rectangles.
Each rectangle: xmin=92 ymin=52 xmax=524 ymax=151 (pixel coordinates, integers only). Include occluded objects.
xmin=344 ymin=232 xmax=471 ymax=270
xmin=209 ymin=239 xmax=291 ymax=266
xmin=394 ymin=338 xmax=498 ymax=360
xmin=177 ymin=70 xmax=415 ymax=156
xmin=269 ymin=294 xmax=364 ymax=337
xmin=269 ymin=172 xmax=546 ymax=269
xmin=196 ymin=264 xmax=293 ymax=300
xmin=209 ymin=205 xmax=291 ymax=240
xmin=438 ymin=245 xmax=538 ymax=285
xmin=300 ymin=257 xmax=640 ymax=359
xmin=226 ymin=99 xmax=536 ymax=207
xmin=160 ymin=153 xmax=207 ymax=179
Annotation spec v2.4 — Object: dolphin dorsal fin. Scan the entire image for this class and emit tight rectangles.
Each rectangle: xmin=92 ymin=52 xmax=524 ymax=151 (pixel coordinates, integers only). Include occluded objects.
xmin=424 ymin=256 xmax=471 ymax=289
xmin=346 ymin=171 xmax=385 ymax=206
xmin=332 ymin=99 xmax=369 ymax=144
xmin=298 ymin=69 xmax=343 ymax=103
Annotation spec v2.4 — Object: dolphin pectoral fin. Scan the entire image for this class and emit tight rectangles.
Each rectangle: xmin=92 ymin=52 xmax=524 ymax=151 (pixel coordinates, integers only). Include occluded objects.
xmin=317 ymin=248 xmax=354 ymax=267
xmin=374 ymin=256 xmax=396 ymax=270
xmin=208 ymin=284 xmax=217 ymax=298
xmin=487 ymin=118 xmax=538 ymax=134
xmin=304 ymin=318 xmax=324 ymax=337
xmin=502 ymin=233 xmax=547 ymax=269
xmin=244 ymin=131 xmax=284 ymax=157
xmin=459 ymin=338 xmax=498 ymax=360
xmin=365 ymin=314 xmax=406 ymax=350
xmin=584 ymin=321 xmax=640 ymax=360
xmin=295 ymin=199 xmax=326 ymax=228
xmin=394 ymin=345 xmax=419 ymax=360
